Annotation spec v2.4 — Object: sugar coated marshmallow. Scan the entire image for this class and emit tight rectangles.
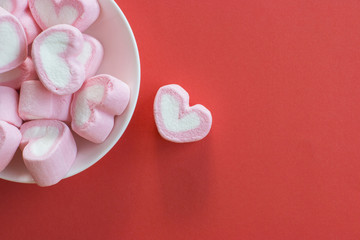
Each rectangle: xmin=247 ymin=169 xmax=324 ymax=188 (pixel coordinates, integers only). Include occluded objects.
xmin=77 ymin=34 xmax=104 ymax=78
xmin=0 ymin=57 xmax=37 ymax=89
xmin=71 ymin=74 xmax=130 ymax=143
xmin=154 ymin=84 xmax=212 ymax=143
xmin=19 ymin=80 xmax=72 ymax=122
xmin=0 ymin=86 xmax=22 ymax=127
xmin=29 ymin=0 xmax=100 ymax=32
xmin=32 ymin=24 xmax=85 ymax=95
xmin=0 ymin=7 xmax=27 ymax=73
xmin=0 ymin=121 xmax=21 ymax=172
xmin=20 ymin=120 xmax=77 ymax=187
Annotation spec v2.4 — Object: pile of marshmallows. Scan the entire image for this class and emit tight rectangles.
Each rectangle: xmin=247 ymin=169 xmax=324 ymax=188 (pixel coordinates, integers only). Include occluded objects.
xmin=0 ymin=0 xmax=130 ymax=186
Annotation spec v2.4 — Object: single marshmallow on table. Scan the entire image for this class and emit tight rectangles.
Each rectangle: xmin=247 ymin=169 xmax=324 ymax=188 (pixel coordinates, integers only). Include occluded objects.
xmin=0 ymin=120 xmax=22 ymax=172
xmin=0 ymin=86 xmax=22 ymax=127
xmin=71 ymin=74 xmax=130 ymax=143
xmin=19 ymin=80 xmax=72 ymax=122
xmin=32 ymin=24 xmax=85 ymax=95
xmin=29 ymin=0 xmax=100 ymax=32
xmin=0 ymin=57 xmax=37 ymax=89
xmin=0 ymin=7 xmax=27 ymax=73
xmin=154 ymin=84 xmax=212 ymax=143
xmin=0 ymin=0 xmax=41 ymax=44
xmin=20 ymin=120 xmax=77 ymax=187
xmin=78 ymin=34 xmax=104 ymax=78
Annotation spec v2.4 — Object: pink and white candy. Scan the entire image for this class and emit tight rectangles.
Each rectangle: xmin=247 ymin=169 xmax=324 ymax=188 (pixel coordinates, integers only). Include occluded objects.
xmin=20 ymin=120 xmax=77 ymax=187
xmin=32 ymin=24 xmax=85 ymax=95
xmin=0 ymin=57 xmax=36 ymax=89
xmin=78 ymin=34 xmax=103 ymax=78
xmin=0 ymin=86 xmax=22 ymax=127
xmin=0 ymin=0 xmax=27 ymax=17
xmin=19 ymin=9 xmax=42 ymax=44
xmin=19 ymin=80 xmax=72 ymax=122
xmin=154 ymin=84 xmax=212 ymax=143
xmin=0 ymin=120 xmax=21 ymax=172
xmin=71 ymin=74 xmax=130 ymax=143
xmin=0 ymin=0 xmax=41 ymax=44
xmin=0 ymin=7 xmax=27 ymax=73
xmin=29 ymin=0 xmax=100 ymax=32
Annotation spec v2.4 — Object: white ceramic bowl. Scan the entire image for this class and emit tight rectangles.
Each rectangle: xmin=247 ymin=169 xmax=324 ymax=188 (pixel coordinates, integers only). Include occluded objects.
xmin=0 ymin=0 xmax=141 ymax=184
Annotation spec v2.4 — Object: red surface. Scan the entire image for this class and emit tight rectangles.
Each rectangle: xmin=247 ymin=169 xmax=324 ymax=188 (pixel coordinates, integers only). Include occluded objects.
xmin=2 ymin=0 xmax=360 ymax=239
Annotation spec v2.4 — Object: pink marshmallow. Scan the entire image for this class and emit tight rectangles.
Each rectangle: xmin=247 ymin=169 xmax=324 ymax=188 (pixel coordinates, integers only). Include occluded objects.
xmin=0 ymin=7 xmax=27 ymax=73
xmin=19 ymin=80 xmax=72 ymax=122
xmin=19 ymin=8 xmax=42 ymax=44
xmin=0 ymin=86 xmax=22 ymax=127
xmin=0 ymin=120 xmax=21 ymax=172
xmin=29 ymin=0 xmax=100 ymax=32
xmin=78 ymin=34 xmax=103 ymax=78
xmin=0 ymin=0 xmax=27 ymax=16
xmin=71 ymin=74 xmax=130 ymax=143
xmin=20 ymin=120 xmax=77 ymax=187
xmin=0 ymin=1 xmax=41 ymax=44
xmin=154 ymin=84 xmax=212 ymax=143
xmin=32 ymin=24 xmax=85 ymax=95
xmin=0 ymin=57 xmax=37 ymax=89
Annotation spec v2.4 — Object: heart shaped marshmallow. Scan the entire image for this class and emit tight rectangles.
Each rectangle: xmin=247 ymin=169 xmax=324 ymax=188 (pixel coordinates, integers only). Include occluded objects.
xmin=0 ymin=57 xmax=37 ymax=89
xmin=19 ymin=80 xmax=72 ymax=121
xmin=77 ymin=34 xmax=103 ymax=78
xmin=154 ymin=84 xmax=212 ymax=143
xmin=0 ymin=0 xmax=27 ymax=16
xmin=19 ymin=8 xmax=42 ymax=44
xmin=0 ymin=7 xmax=27 ymax=73
xmin=20 ymin=120 xmax=77 ymax=187
xmin=0 ymin=1 xmax=41 ymax=44
xmin=29 ymin=0 xmax=100 ymax=32
xmin=71 ymin=74 xmax=130 ymax=143
xmin=0 ymin=120 xmax=21 ymax=172
xmin=32 ymin=24 xmax=85 ymax=95
xmin=0 ymin=86 xmax=22 ymax=127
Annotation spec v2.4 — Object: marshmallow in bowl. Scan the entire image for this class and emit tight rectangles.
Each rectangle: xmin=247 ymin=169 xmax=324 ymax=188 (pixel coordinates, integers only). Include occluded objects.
xmin=0 ymin=1 xmax=41 ymax=44
xmin=0 ymin=120 xmax=21 ymax=172
xmin=78 ymin=34 xmax=104 ymax=78
xmin=0 ymin=57 xmax=37 ymax=89
xmin=0 ymin=86 xmax=22 ymax=127
xmin=32 ymin=24 xmax=85 ymax=95
xmin=19 ymin=80 xmax=72 ymax=122
xmin=71 ymin=74 xmax=130 ymax=143
xmin=0 ymin=0 xmax=27 ymax=17
xmin=29 ymin=0 xmax=100 ymax=32
xmin=18 ymin=8 xmax=42 ymax=44
xmin=20 ymin=120 xmax=77 ymax=187
xmin=0 ymin=7 xmax=27 ymax=73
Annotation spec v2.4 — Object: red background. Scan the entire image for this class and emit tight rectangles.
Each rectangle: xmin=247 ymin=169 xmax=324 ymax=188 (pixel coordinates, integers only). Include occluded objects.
xmin=2 ymin=0 xmax=360 ymax=239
